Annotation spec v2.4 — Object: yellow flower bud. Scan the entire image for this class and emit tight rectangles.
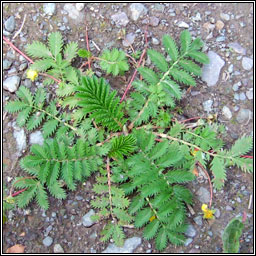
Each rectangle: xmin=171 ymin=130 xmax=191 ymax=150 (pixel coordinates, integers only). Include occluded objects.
xmin=27 ymin=69 xmax=38 ymax=81
xmin=201 ymin=204 xmax=208 ymax=212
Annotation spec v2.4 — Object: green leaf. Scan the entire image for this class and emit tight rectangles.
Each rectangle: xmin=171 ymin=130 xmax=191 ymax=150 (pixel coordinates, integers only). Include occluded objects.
xmin=143 ymin=219 xmax=160 ymax=240
xmin=178 ymin=59 xmax=202 ymax=76
xmin=137 ymin=67 xmax=159 ymax=85
xmin=112 ymin=224 xmax=125 ymax=247
xmin=160 ymin=79 xmax=182 ymax=99
xmin=34 ymin=88 xmax=46 ymax=107
xmin=166 ymin=170 xmax=195 ymax=184
xmin=189 ymin=38 xmax=204 ymax=51
xmin=16 ymin=186 xmax=37 ymax=208
xmin=64 ymin=42 xmax=78 ymax=62
xmin=5 ymin=100 xmax=27 ymax=113
xmin=26 ymin=111 xmax=46 ymax=130
xmin=112 ymin=195 xmax=130 ymax=209
xmin=61 ymin=96 xmax=79 ymax=110
xmin=147 ymin=49 xmax=168 ymax=72
xmin=134 ymin=207 xmax=152 ymax=228
xmin=167 ymin=231 xmax=186 ymax=245
xmin=36 ymin=183 xmax=49 ymax=209
xmin=42 ymin=119 xmax=59 ymax=138
xmin=210 ymin=157 xmax=226 ymax=190
xmin=173 ymin=185 xmax=192 ymax=204
xmin=169 ymin=67 xmax=196 ymax=86
xmin=129 ymin=196 xmax=145 ymax=214
xmin=156 ymin=227 xmax=168 ymax=251
xmin=48 ymin=32 xmax=63 ymax=58
xmin=62 ymin=161 xmax=75 ymax=190
xmin=65 ymin=67 xmax=79 ymax=85
xmin=232 ymin=157 xmax=253 ymax=173
xmin=109 ymin=135 xmax=136 ymax=159
xmin=100 ymin=223 xmax=114 ymax=243
xmin=16 ymin=107 xmax=33 ymax=127
xmin=180 ymin=30 xmax=191 ymax=54
xmin=48 ymin=181 xmax=67 ymax=199
xmin=163 ymin=34 xmax=179 ymax=61
xmin=26 ymin=41 xmax=52 ymax=58
xmin=78 ymin=49 xmax=92 ymax=58
xmin=187 ymin=50 xmax=209 ymax=64
xmin=16 ymin=86 xmax=34 ymax=105
xmin=229 ymin=136 xmax=253 ymax=157
xmin=29 ymin=59 xmax=54 ymax=72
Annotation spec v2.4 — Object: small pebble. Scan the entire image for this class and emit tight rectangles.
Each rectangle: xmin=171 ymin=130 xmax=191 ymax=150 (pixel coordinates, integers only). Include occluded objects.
xmin=246 ymin=89 xmax=253 ymax=100
xmin=152 ymin=37 xmax=160 ymax=45
xmin=43 ymin=236 xmax=53 ymax=247
xmin=220 ymin=13 xmax=230 ymax=21
xmin=3 ymin=60 xmax=13 ymax=70
xmin=177 ymin=21 xmax=189 ymax=28
xmin=242 ymin=57 xmax=253 ymax=71
xmin=184 ymin=238 xmax=193 ymax=246
xmin=54 ymin=244 xmax=64 ymax=253
xmin=4 ymin=16 xmax=15 ymax=32
xmin=76 ymin=3 xmax=85 ymax=11
xmin=226 ymin=205 xmax=233 ymax=211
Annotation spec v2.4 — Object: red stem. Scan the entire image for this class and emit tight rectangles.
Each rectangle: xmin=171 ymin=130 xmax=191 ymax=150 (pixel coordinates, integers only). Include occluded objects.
xmin=3 ymin=36 xmax=34 ymax=64
xmin=11 ymin=188 xmax=27 ymax=197
xmin=85 ymin=25 xmax=91 ymax=70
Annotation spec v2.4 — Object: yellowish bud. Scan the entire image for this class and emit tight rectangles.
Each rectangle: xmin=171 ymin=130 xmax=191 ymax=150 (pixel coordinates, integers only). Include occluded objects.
xmin=27 ymin=69 xmax=38 ymax=81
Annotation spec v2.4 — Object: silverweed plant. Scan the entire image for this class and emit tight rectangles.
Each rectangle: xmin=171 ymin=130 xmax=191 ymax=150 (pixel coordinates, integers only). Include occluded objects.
xmin=5 ymin=30 xmax=252 ymax=250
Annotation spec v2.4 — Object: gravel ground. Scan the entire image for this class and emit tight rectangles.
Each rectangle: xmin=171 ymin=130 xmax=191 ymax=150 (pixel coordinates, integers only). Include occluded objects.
xmin=3 ymin=3 xmax=254 ymax=253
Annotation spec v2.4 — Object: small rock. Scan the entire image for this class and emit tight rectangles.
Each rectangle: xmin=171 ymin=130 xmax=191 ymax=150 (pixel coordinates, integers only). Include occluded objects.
xmin=203 ymin=22 xmax=215 ymax=32
xmin=196 ymin=187 xmax=211 ymax=203
xmin=202 ymin=51 xmax=225 ymax=87
xmin=29 ymin=131 xmax=44 ymax=146
xmin=44 ymin=225 xmax=53 ymax=236
xmin=4 ymin=16 xmax=15 ymax=33
xmin=185 ymin=225 xmax=197 ymax=238
xmin=228 ymin=42 xmax=246 ymax=55
xmin=154 ymin=3 xmax=165 ymax=13
xmin=214 ymin=208 xmax=221 ymax=218
xmin=122 ymin=33 xmax=136 ymax=47
xmin=239 ymin=92 xmax=246 ymax=101
xmin=13 ymin=128 xmax=26 ymax=156
xmin=193 ymin=12 xmax=201 ymax=22
xmin=43 ymin=236 xmax=53 ymax=247
xmin=54 ymin=244 xmax=64 ymax=253
xmin=24 ymin=79 xmax=32 ymax=88
xmin=51 ymin=212 xmax=57 ymax=218
xmin=246 ymin=88 xmax=253 ymax=100
xmin=236 ymin=197 xmax=241 ymax=203
xmin=215 ymin=20 xmax=224 ymax=30
xmin=75 ymin=195 xmax=83 ymax=201
xmin=222 ymin=106 xmax=232 ymax=119
xmin=75 ymin=3 xmax=85 ymax=11
xmin=111 ymin=12 xmax=129 ymax=27
xmin=43 ymin=3 xmax=56 ymax=16
xmin=184 ymin=238 xmax=193 ymax=246
xmin=146 ymin=249 xmax=152 ymax=253
xmin=216 ymin=36 xmax=226 ymax=42
xmin=228 ymin=64 xmax=233 ymax=73
xmin=242 ymin=57 xmax=253 ymax=70
xmin=64 ymin=4 xmax=84 ymax=22
xmin=203 ymin=100 xmax=213 ymax=113
xmin=152 ymin=37 xmax=160 ymax=45
xmin=102 ymin=237 xmax=141 ymax=253
xmin=8 ymin=67 xmax=17 ymax=75
xmin=208 ymin=231 xmax=213 ymax=237
xmin=232 ymin=82 xmax=241 ymax=92
xmin=220 ymin=13 xmax=230 ymax=21
xmin=226 ymin=205 xmax=233 ymax=211
xmin=129 ymin=3 xmax=148 ymax=21
xmin=3 ymin=60 xmax=13 ymax=70
xmin=193 ymin=216 xmax=203 ymax=226
xmin=82 ymin=209 xmax=96 ymax=227
xmin=3 ymin=76 xmax=20 ymax=92
xmin=189 ymin=248 xmax=200 ymax=253
xmin=177 ymin=21 xmax=189 ymax=28
xmin=236 ymin=108 xmax=252 ymax=124
xmin=149 ymin=16 xmax=159 ymax=27
xmin=234 ymin=93 xmax=240 ymax=100
xmin=19 ymin=62 xmax=28 ymax=71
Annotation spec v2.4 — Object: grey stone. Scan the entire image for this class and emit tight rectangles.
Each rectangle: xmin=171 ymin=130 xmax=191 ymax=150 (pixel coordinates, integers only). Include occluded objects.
xmin=184 ymin=238 xmax=193 ymax=246
xmin=54 ymin=244 xmax=64 ymax=253
xmin=208 ymin=231 xmax=213 ymax=237
xmin=51 ymin=212 xmax=57 ymax=218
xmin=193 ymin=12 xmax=202 ymax=21
xmin=152 ymin=37 xmax=160 ymax=45
xmin=19 ymin=62 xmax=28 ymax=71
xmin=214 ymin=208 xmax=221 ymax=218
xmin=82 ymin=209 xmax=96 ymax=227
xmin=3 ymin=76 xmax=20 ymax=92
xmin=193 ymin=216 xmax=203 ymax=226
xmin=75 ymin=3 xmax=85 ymax=11
xmin=220 ymin=13 xmax=230 ymax=21
xmin=234 ymin=93 xmax=240 ymax=100
xmin=111 ymin=12 xmax=129 ymax=27
xmin=24 ymin=79 xmax=32 ymax=88
xmin=242 ymin=57 xmax=253 ymax=70
xmin=122 ymin=33 xmax=136 ymax=47
xmin=246 ymin=88 xmax=253 ymax=100
xmin=8 ymin=67 xmax=17 ymax=75
xmin=228 ymin=42 xmax=246 ymax=55
xmin=222 ymin=106 xmax=232 ymax=119
xmin=236 ymin=197 xmax=241 ymax=203
xmin=185 ymin=225 xmax=197 ymax=238
xmin=129 ymin=3 xmax=148 ymax=21
xmin=228 ymin=64 xmax=233 ymax=73
xmin=226 ymin=205 xmax=233 ymax=211
xmin=202 ymin=51 xmax=225 ymax=87
xmin=90 ymin=248 xmax=96 ymax=253
xmin=102 ymin=237 xmax=142 ymax=253
xmin=203 ymin=99 xmax=213 ymax=113
xmin=232 ymin=82 xmax=241 ymax=92
xmin=216 ymin=36 xmax=226 ymax=42
xmin=236 ymin=109 xmax=252 ymax=124
xmin=149 ymin=16 xmax=159 ymax=27
xmin=177 ymin=21 xmax=189 ymax=28
xmin=44 ymin=225 xmax=53 ymax=236
xmin=29 ymin=131 xmax=44 ymax=146
xmin=43 ymin=236 xmax=53 ymax=247
xmin=75 ymin=195 xmax=83 ymax=201
xmin=43 ymin=3 xmax=56 ymax=16
xmin=4 ymin=16 xmax=15 ymax=32
xmin=196 ymin=187 xmax=211 ymax=203
xmin=239 ymin=92 xmax=246 ymax=101
xmin=64 ymin=4 xmax=84 ymax=22
xmin=3 ymin=60 xmax=13 ymax=70
xmin=154 ymin=3 xmax=165 ymax=13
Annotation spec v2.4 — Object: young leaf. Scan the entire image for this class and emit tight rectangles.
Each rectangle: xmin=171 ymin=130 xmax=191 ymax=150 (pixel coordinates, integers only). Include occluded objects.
xmin=26 ymin=41 xmax=52 ymax=58
xmin=163 ymin=34 xmax=179 ymax=61
xmin=147 ymin=49 xmax=168 ymax=72
xmin=64 ymin=42 xmax=78 ymax=62
xmin=137 ymin=67 xmax=159 ymax=85
xmin=180 ymin=30 xmax=191 ymax=54
xmin=48 ymin=32 xmax=63 ymax=58
xmin=156 ymin=227 xmax=168 ymax=251
xmin=143 ymin=219 xmax=160 ymax=240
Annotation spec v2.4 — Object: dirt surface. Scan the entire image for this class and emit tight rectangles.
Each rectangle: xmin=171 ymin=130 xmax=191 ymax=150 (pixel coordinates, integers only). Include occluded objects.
xmin=2 ymin=2 xmax=254 ymax=254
